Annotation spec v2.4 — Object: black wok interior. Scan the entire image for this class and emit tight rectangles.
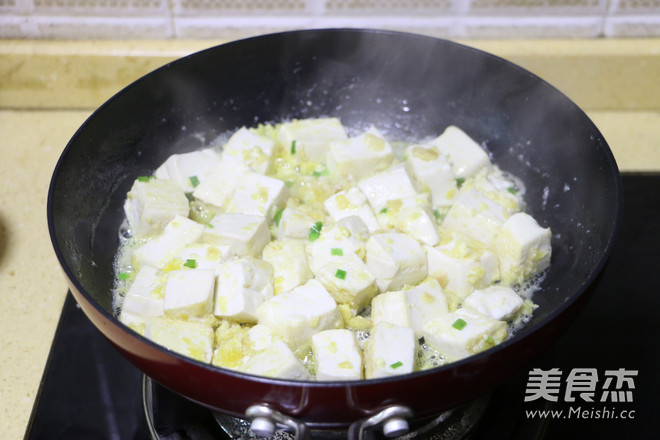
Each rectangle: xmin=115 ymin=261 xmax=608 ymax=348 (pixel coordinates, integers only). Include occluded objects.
xmin=48 ymin=29 xmax=620 ymax=361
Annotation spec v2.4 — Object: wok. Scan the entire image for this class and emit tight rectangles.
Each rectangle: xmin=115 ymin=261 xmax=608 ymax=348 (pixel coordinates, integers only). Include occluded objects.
xmin=47 ymin=29 xmax=621 ymax=433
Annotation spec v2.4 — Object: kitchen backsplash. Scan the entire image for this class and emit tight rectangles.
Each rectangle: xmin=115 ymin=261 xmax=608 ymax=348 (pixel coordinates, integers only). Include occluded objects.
xmin=1 ymin=0 xmax=659 ymax=39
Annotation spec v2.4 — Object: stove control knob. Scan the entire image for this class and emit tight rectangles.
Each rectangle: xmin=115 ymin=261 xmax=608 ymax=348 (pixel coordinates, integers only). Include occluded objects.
xmin=250 ymin=416 xmax=276 ymax=437
xmin=382 ymin=417 xmax=409 ymax=438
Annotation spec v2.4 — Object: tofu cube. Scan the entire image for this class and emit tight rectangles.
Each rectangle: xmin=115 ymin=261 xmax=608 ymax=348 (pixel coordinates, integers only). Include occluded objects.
xmin=223 ymin=127 xmax=276 ymax=174
xmin=327 ymin=128 xmax=395 ymax=180
xmin=364 ymin=322 xmax=415 ymax=379
xmin=277 ymin=117 xmax=348 ymax=162
xmin=256 ymin=279 xmax=342 ymax=351
xmin=365 ymin=233 xmax=428 ymax=292
xmin=493 ymin=212 xmax=552 ymax=286
xmin=177 ymin=243 xmax=232 ymax=270
xmin=336 ymin=215 xmax=370 ymax=241
xmin=163 ymin=269 xmax=216 ymax=319
xmin=315 ymin=253 xmax=378 ymax=312
xmin=211 ymin=320 xmax=251 ymax=370
xmin=154 ymin=148 xmax=221 ymax=193
xmin=422 ymin=308 xmax=507 ymax=361
xmin=371 ymin=291 xmax=411 ymax=328
xmin=262 ymin=240 xmax=313 ymax=295
xmin=133 ymin=215 xmax=205 ymax=269
xmin=430 ymin=125 xmax=492 ymax=179
xmin=145 ymin=316 xmax=214 ymax=363
xmin=203 ymin=213 xmax=270 ymax=257
xmin=404 ymin=144 xmax=457 ymax=207
xmin=312 ymin=329 xmax=363 ymax=381
xmin=119 ymin=266 xmax=165 ymax=328
xmin=306 ymin=224 xmax=366 ymax=274
xmin=425 ymin=232 xmax=500 ymax=309
xmin=357 ymin=163 xmax=417 ymax=213
xmin=214 ymin=257 xmax=274 ymax=323
xmin=324 ymin=187 xmax=381 ymax=234
xmin=226 ymin=171 xmax=289 ymax=222
xmin=123 ymin=178 xmax=189 ymax=239
xmin=464 ymin=286 xmax=523 ymax=321
xmin=376 ymin=194 xmax=440 ymax=246
xmin=192 ymin=158 xmax=249 ymax=209
xmin=276 ymin=207 xmax=321 ymax=241
xmin=242 ymin=339 xmax=312 ymax=380
xmin=442 ymin=188 xmax=510 ymax=247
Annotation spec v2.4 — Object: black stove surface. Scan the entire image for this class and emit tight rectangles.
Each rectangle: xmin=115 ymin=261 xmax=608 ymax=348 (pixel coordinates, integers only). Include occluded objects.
xmin=25 ymin=173 xmax=660 ymax=440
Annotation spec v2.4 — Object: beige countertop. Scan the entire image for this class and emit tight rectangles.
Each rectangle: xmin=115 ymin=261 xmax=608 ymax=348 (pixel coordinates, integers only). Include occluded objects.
xmin=1 ymin=38 xmax=659 ymax=439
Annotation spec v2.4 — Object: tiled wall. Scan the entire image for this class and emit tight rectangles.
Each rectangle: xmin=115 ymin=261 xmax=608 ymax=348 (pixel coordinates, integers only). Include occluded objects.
xmin=1 ymin=0 xmax=659 ymax=39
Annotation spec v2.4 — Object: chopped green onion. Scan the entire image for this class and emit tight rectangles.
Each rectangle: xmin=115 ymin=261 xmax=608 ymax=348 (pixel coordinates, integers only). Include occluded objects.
xmin=379 ymin=207 xmax=388 ymax=214
xmin=118 ymin=272 xmax=130 ymax=280
xmin=183 ymin=259 xmax=197 ymax=269
xmin=291 ymin=140 xmax=296 ymax=155
xmin=456 ymin=177 xmax=465 ymax=188
xmin=433 ymin=209 xmax=441 ymax=220
xmin=390 ymin=361 xmax=403 ymax=369
xmin=189 ymin=175 xmax=200 ymax=188
xmin=331 ymin=247 xmax=343 ymax=256
xmin=335 ymin=269 xmax=347 ymax=280
xmin=452 ymin=318 xmax=467 ymax=330
xmin=137 ymin=176 xmax=152 ymax=182
xmin=486 ymin=335 xmax=495 ymax=344
xmin=274 ymin=207 xmax=285 ymax=227
xmin=312 ymin=167 xmax=329 ymax=177
xmin=507 ymin=187 xmax=517 ymax=194
xmin=309 ymin=221 xmax=323 ymax=242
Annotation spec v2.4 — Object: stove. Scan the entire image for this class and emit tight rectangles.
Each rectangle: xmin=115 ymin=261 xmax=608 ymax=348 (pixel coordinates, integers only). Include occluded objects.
xmin=25 ymin=173 xmax=660 ymax=439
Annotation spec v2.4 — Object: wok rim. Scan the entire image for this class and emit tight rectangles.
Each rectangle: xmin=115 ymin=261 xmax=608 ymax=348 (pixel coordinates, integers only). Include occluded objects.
xmin=46 ymin=28 xmax=623 ymax=392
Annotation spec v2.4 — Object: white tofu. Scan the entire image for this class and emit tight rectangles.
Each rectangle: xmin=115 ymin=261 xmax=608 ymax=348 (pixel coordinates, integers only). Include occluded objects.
xmin=211 ymin=320 xmax=251 ymax=370
xmin=312 ymin=329 xmax=363 ymax=381
xmin=324 ymin=187 xmax=381 ymax=234
xmin=430 ymin=125 xmax=492 ymax=179
xmin=276 ymin=207 xmax=320 ymax=241
xmin=133 ymin=215 xmax=205 ymax=269
xmin=376 ymin=194 xmax=440 ymax=246
xmin=154 ymin=148 xmax=221 ymax=193
xmin=363 ymin=322 xmax=415 ymax=379
xmin=327 ymin=128 xmax=395 ymax=180
xmin=306 ymin=224 xmax=366 ymax=274
xmin=256 ymin=279 xmax=342 ymax=351
xmin=464 ymin=286 xmax=523 ymax=321
xmin=277 ymin=117 xmax=348 ymax=162
xmin=357 ymin=163 xmax=417 ymax=213
xmin=119 ymin=266 xmax=164 ymax=323
xmin=177 ymin=243 xmax=232 ymax=270
xmin=337 ymin=215 xmax=370 ymax=241
xmin=371 ymin=278 xmax=448 ymax=338
xmin=226 ymin=171 xmax=289 ymax=222
xmin=192 ymin=158 xmax=249 ymax=209
xmin=422 ymin=308 xmax=507 ymax=361
xmin=468 ymin=168 xmax=524 ymax=215
xmin=442 ymin=188 xmax=510 ymax=247
xmin=242 ymin=339 xmax=312 ymax=380
xmin=315 ymin=252 xmax=378 ymax=311
xmin=262 ymin=240 xmax=313 ymax=295
xmin=223 ymin=127 xmax=276 ymax=174
xmin=123 ymin=178 xmax=189 ymax=239
xmin=404 ymin=143 xmax=457 ymax=207
xmin=214 ymin=257 xmax=274 ymax=323
xmin=145 ymin=316 xmax=214 ymax=363
xmin=425 ymin=232 xmax=499 ymax=309
xmin=163 ymin=269 xmax=216 ymax=319
xmin=203 ymin=213 xmax=270 ymax=257
xmin=493 ymin=212 xmax=552 ymax=286
xmin=246 ymin=324 xmax=278 ymax=352
xmin=365 ymin=233 xmax=428 ymax=292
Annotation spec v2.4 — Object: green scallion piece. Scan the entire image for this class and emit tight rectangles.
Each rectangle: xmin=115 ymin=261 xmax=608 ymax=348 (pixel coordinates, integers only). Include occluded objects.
xmin=486 ymin=335 xmax=495 ymax=344
xmin=118 ymin=272 xmax=130 ymax=280
xmin=390 ymin=361 xmax=403 ymax=369
xmin=507 ymin=187 xmax=517 ymax=194
xmin=309 ymin=221 xmax=323 ymax=242
xmin=456 ymin=177 xmax=466 ymax=188
xmin=189 ymin=175 xmax=200 ymax=187
xmin=452 ymin=318 xmax=467 ymax=330
xmin=137 ymin=176 xmax=152 ymax=182
xmin=291 ymin=140 xmax=296 ymax=155
xmin=379 ymin=207 xmax=388 ymax=214
xmin=183 ymin=259 xmax=197 ymax=269
xmin=274 ymin=207 xmax=285 ymax=227
xmin=433 ymin=209 xmax=441 ymax=220
xmin=312 ymin=167 xmax=329 ymax=177
xmin=331 ymin=247 xmax=343 ymax=256
xmin=335 ymin=269 xmax=347 ymax=280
